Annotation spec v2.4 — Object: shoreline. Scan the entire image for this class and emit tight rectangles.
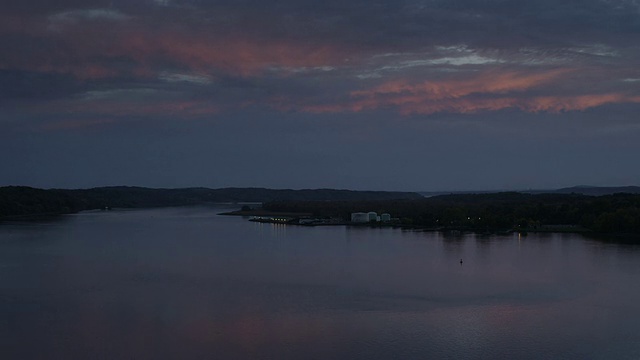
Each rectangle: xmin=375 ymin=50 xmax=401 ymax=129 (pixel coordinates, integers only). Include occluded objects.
xmin=219 ymin=209 xmax=314 ymax=217
xmin=219 ymin=207 xmax=640 ymax=241
xmin=1 ymin=206 xmax=637 ymax=242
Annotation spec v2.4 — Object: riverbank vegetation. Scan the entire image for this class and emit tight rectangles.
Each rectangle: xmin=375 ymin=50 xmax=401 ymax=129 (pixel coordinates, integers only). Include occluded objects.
xmin=0 ymin=186 xmax=421 ymax=220
xmin=262 ymin=192 xmax=640 ymax=235
xmin=3 ymin=186 xmax=639 ymax=236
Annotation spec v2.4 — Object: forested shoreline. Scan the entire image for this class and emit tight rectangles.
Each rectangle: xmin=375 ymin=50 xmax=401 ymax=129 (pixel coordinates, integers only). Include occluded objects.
xmin=3 ymin=186 xmax=639 ymax=236
xmin=263 ymin=192 xmax=640 ymax=235
xmin=0 ymin=186 xmax=421 ymax=219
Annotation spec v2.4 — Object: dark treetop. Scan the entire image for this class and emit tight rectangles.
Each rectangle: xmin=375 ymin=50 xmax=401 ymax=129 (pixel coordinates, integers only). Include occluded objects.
xmin=0 ymin=186 xmax=422 ymax=219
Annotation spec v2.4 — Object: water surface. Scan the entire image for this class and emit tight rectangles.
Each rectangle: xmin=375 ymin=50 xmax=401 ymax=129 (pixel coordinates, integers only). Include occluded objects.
xmin=1 ymin=206 xmax=640 ymax=359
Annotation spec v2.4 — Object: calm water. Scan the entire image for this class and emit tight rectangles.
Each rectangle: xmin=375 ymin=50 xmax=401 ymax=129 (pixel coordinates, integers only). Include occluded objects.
xmin=1 ymin=206 xmax=640 ymax=359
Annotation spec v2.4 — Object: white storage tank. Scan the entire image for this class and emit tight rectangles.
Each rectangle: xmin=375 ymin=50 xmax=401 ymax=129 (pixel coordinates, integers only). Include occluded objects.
xmin=351 ymin=212 xmax=369 ymax=223
xmin=381 ymin=213 xmax=391 ymax=222
xmin=367 ymin=212 xmax=378 ymax=222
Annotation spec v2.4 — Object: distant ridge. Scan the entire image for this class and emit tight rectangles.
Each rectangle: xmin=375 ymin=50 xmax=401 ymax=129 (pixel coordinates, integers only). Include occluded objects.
xmin=551 ymin=186 xmax=640 ymax=196
xmin=420 ymin=186 xmax=640 ymax=197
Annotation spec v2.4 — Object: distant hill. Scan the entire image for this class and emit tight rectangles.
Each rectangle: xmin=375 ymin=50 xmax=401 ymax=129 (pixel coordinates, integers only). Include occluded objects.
xmin=420 ymin=190 xmax=497 ymax=197
xmin=0 ymin=186 xmax=422 ymax=219
xmin=420 ymin=186 xmax=640 ymax=197
xmin=550 ymin=186 xmax=640 ymax=196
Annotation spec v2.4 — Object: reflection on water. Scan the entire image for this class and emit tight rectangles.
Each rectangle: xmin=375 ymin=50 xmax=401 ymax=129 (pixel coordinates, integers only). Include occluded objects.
xmin=1 ymin=206 xmax=640 ymax=359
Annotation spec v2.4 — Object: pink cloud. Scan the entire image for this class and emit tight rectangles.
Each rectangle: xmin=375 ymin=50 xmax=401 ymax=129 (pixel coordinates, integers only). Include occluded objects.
xmin=0 ymin=16 xmax=348 ymax=80
xmin=115 ymin=30 xmax=345 ymax=77
xmin=351 ymin=69 xmax=570 ymax=100
xmin=294 ymin=70 xmax=640 ymax=115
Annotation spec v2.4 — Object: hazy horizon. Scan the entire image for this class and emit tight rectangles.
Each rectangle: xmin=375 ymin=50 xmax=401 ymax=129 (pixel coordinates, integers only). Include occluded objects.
xmin=2 ymin=182 xmax=639 ymax=195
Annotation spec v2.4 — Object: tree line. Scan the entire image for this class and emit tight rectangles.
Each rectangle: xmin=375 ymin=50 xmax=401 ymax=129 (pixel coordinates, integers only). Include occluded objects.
xmin=263 ymin=192 xmax=640 ymax=234
xmin=4 ymin=186 xmax=639 ymax=235
xmin=0 ymin=186 xmax=421 ymax=219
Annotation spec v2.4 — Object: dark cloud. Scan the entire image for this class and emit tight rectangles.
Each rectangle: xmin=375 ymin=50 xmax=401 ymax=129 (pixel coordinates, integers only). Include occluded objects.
xmin=150 ymin=0 xmax=640 ymax=48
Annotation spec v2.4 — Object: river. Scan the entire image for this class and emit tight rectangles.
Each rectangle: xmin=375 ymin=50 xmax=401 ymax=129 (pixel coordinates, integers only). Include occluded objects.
xmin=1 ymin=206 xmax=640 ymax=359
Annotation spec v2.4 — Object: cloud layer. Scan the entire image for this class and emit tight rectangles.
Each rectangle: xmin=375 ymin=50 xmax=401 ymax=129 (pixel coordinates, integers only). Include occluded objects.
xmin=2 ymin=0 xmax=640 ymax=126
xmin=2 ymin=1 xmax=640 ymax=189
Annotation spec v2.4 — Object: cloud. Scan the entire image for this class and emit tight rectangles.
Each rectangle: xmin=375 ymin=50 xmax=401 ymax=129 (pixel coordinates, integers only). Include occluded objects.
xmin=2 ymin=0 xmax=640 ymax=123
xmin=290 ymin=69 xmax=640 ymax=115
xmin=79 ymin=88 xmax=160 ymax=101
xmin=352 ymin=70 xmax=570 ymax=99
xmin=359 ymin=54 xmax=504 ymax=78
xmin=569 ymin=44 xmax=619 ymax=57
xmin=158 ymin=72 xmax=212 ymax=85
xmin=119 ymin=35 xmax=344 ymax=76
xmin=153 ymin=0 xmax=171 ymax=6
xmin=0 ymin=15 xmax=348 ymax=81
xmin=49 ymin=8 xmax=130 ymax=23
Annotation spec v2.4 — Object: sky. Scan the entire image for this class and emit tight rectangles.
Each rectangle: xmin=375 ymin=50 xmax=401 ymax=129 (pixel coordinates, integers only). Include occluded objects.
xmin=1 ymin=0 xmax=640 ymax=191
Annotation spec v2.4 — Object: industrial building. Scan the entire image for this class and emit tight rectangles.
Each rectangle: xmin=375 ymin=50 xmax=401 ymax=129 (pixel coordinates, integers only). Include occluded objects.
xmin=351 ymin=211 xmax=393 ymax=223
xmin=351 ymin=212 xmax=369 ymax=223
